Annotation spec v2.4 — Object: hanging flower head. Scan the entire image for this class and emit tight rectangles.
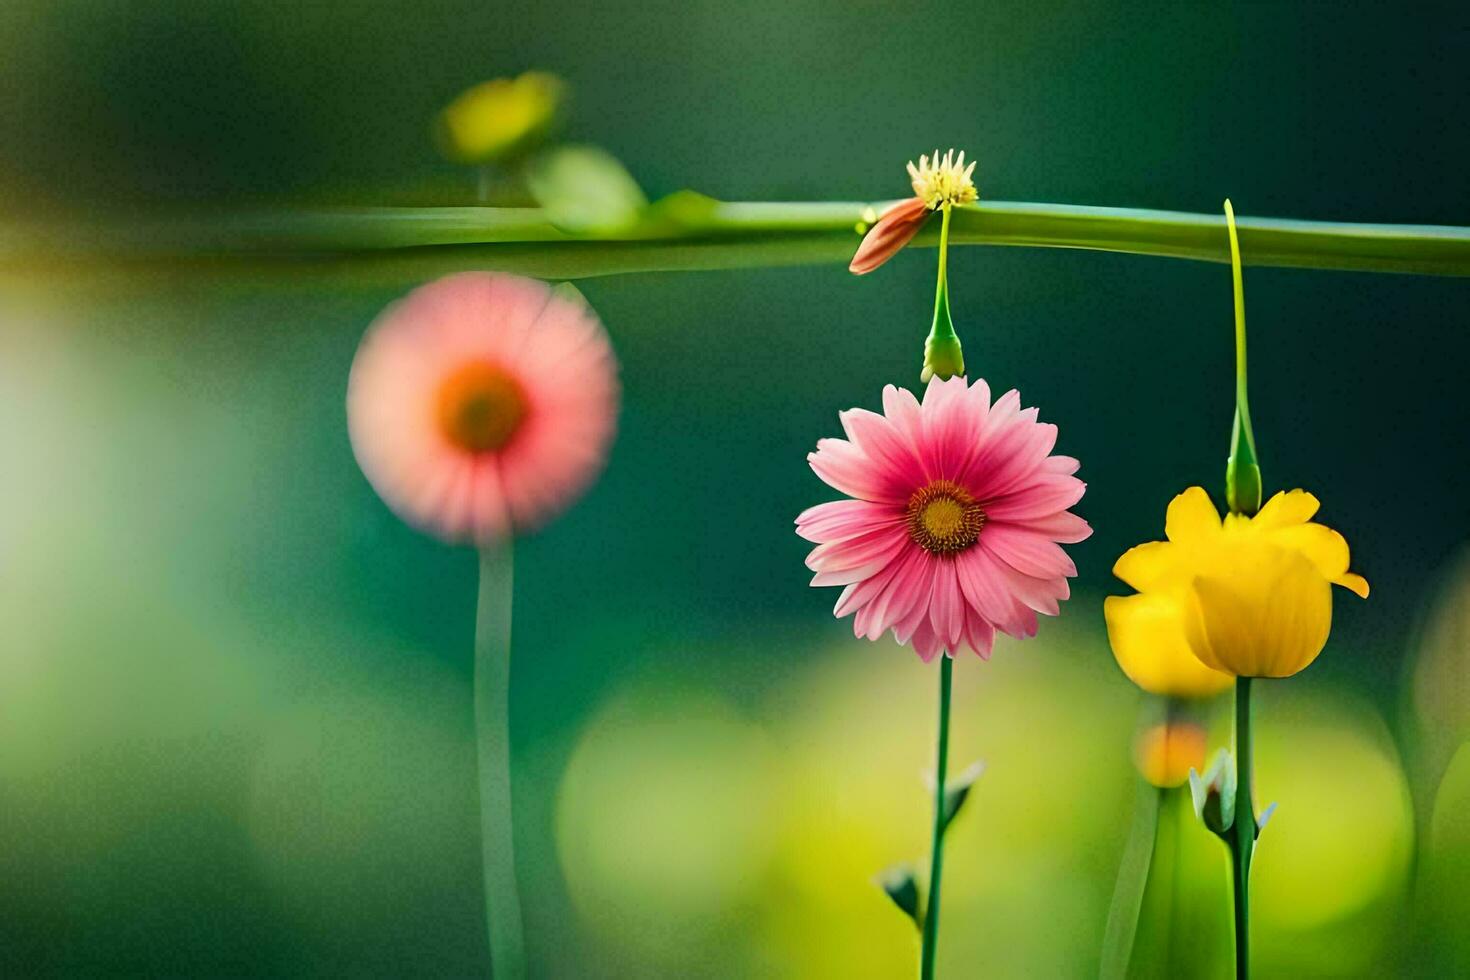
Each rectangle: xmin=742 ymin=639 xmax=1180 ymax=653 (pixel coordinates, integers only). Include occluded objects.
xmin=850 ymin=149 xmax=978 ymax=276
xmin=796 ymin=377 xmax=1090 ymax=662
xmin=907 ymin=149 xmax=978 ymax=211
xmin=348 ymin=272 xmax=619 ymax=544
xmin=1105 ymin=487 xmax=1367 ymax=682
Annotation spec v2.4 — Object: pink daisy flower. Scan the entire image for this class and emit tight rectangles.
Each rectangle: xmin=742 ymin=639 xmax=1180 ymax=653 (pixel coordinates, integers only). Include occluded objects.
xmin=796 ymin=377 xmax=1091 ymax=661
xmin=348 ymin=272 xmax=619 ymax=544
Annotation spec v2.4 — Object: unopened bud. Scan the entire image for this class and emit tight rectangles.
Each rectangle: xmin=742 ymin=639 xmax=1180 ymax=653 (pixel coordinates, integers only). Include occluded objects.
xmin=921 ymin=331 xmax=965 ymax=382
xmin=1188 ymin=747 xmax=1237 ymax=839
xmin=850 ymin=197 xmax=931 ymax=275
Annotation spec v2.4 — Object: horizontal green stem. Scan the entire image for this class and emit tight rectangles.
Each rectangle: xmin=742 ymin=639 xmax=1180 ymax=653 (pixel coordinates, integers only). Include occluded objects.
xmin=5 ymin=199 xmax=1470 ymax=282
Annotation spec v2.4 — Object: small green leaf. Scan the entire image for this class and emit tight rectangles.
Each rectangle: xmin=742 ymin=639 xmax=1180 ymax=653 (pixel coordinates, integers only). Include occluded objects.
xmin=876 ymin=865 xmax=923 ymax=930
xmin=1256 ymin=801 xmax=1278 ymax=837
xmin=941 ymin=761 xmax=985 ymax=831
xmin=526 ymin=144 xmax=648 ymax=234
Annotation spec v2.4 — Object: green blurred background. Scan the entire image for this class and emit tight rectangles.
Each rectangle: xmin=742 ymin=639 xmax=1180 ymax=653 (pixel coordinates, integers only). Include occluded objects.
xmin=2 ymin=1 xmax=1469 ymax=976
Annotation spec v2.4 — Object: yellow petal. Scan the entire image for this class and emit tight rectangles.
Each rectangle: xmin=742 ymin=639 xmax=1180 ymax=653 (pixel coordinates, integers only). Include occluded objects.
xmin=1104 ymin=593 xmax=1234 ymax=697
xmin=1165 ymin=487 xmax=1222 ymax=544
xmin=1338 ymin=571 xmax=1370 ymax=599
xmin=1253 ymin=489 xmax=1321 ymax=530
xmin=1185 ymin=546 xmax=1333 ymax=677
xmin=1268 ymin=522 xmax=1351 ymax=579
xmin=1112 ymin=541 xmax=1177 ymax=592
xmin=1265 ymin=520 xmax=1369 ymax=599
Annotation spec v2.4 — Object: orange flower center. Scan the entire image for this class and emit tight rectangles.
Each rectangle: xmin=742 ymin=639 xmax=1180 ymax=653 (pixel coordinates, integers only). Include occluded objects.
xmin=906 ymin=480 xmax=986 ymax=555
xmin=436 ymin=361 xmax=528 ymax=453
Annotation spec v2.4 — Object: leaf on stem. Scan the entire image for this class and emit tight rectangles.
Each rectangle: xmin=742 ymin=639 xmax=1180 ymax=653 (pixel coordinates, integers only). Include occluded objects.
xmin=940 ymin=760 xmax=986 ymax=832
xmin=876 ymin=864 xmax=923 ymax=930
xmin=526 ymin=144 xmax=648 ymax=234
xmin=1256 ymin=801 xmax=1278 ymax=837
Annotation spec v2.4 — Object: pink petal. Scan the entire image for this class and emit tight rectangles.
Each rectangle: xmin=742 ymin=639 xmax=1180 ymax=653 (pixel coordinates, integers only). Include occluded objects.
xmin=983 ymin=474 xmax=1087 ymax=522
xmin=909 ymin=617 xmax=943 ymax=662
xmin=962 ymin=608 xmax=996 ymax=659
xmin=952 ymin=389 xmax=1022 ymax=489
xmin=840 ymin=408 xmax=923 ymax=485
xmin=920 ymin=376 xmax=980 ymax=478
xmin=980 ymin=524 xmax=1078 ymax=579
xmin=795 ymin=499 xmax=903 ymax=543
xmin=976 ymin=419 xmax=1058 ymax=500
xmin=881 ymin=385 xmax=930 ymax=480
xmin=955 ymin=547 xmax=1038 ymax=638
xmin=808 ymin=438 xmax=908 ymax=504
xmin=892 ymin=578 xmax=934 ymax=646
xmin=805 ymin=524 xmax=909 ymax=572
xmin=1002 ymin=510 xmax=1092 ymax=544
xmin=980 ymin=539 xmax=1068 ymax=615
xmin=853 ymin=546 xmax=928 ymax=640
xmin=808 ymin=530 xmax=909 ymax=589
xmin=930 ymin=559 xmax=966 ymax=651
xmin=832 ymin=551 xmax=910 ymax=618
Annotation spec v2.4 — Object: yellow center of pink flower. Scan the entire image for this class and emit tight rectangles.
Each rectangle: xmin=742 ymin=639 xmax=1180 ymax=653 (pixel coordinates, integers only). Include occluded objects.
xmin=436 ymin=361 xmax=529 ymax=453
xmin=906 ymin=480 xmax=986 ymax=555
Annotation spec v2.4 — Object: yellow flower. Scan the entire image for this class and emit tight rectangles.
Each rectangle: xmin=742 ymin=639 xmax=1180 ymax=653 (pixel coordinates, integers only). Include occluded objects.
xmin=437 ymin=71 xmax=564 ymax=164
xmin=1105 ymin=487 xmax=1368 ymax=687
xmin=1134 ymin=720 xmax=1208 ymax=788
xmin=906 ymin=149 xmax=978 ymax=210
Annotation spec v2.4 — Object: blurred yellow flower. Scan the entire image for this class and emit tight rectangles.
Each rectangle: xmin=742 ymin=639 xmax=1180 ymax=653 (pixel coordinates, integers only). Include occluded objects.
xmin=437 ymin=71 xmax=564 ymax=164
xmin=1134 ymin=720 xmax=1208 ymax=788
xmin=1106 ymin=487 xmax=1368 ymax=685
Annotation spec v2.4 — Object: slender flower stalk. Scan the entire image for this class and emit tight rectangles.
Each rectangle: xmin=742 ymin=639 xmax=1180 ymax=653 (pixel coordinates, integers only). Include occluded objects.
xmin=1228 ymin=677 xmax=1255 ymax=980
xmin=475 ymin=543 xmax=526 ymax=980
xmin=920 ymin=657 xmax=954 ymax=980
xmin=1223 ymin=201 xmax=1256 ymax=980
xmin=922 ymin=204 xmax=964 ymax=382
xmin=1224 ymin=201 xmax=1261 ymax=515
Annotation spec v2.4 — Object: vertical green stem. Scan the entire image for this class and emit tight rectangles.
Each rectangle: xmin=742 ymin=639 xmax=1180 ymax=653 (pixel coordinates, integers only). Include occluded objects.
xmin=931 ymin=205 xmax=955 ymax=341
xmin=1223 ymin=200 xmax=1261 ymax=514
xmin=1229 ymin=676 xmax=1256 ymax=980
xmin=1224 ymin=201 xmax=1254 ymax=452
xmin=476 ymin=543 xmax=526 ymax=980
xmin=920 ymin=656 xmax=954 ymax=980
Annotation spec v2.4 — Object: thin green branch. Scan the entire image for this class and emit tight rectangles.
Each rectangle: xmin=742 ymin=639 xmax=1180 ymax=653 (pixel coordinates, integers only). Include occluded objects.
xmin=920 ymin=656 xmax=954 ymax=980
xmin=1229 ymin=677 xmax=1256 ymax=980
xmin=5 ymin=199 xmax=1470 ymax=283
xmin=475 ymin=543 xmax=527 ymax=980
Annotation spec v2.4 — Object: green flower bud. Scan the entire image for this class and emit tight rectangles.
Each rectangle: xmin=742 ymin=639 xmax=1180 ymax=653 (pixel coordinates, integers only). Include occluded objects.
xmin=1226 ymin=454 xmax=1262 ymax=516
xmin=1188 ymin=747 xmax=1237 ymax=840
xmin=921 ymin=331 xmax=965 ymax=382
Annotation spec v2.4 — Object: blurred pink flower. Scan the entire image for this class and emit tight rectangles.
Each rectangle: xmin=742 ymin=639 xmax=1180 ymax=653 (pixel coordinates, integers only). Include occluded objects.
xmin=796 ymin=377 xmax=1090 ymax=661
xmin=348 ymin=272 xmax=619 ymax=544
